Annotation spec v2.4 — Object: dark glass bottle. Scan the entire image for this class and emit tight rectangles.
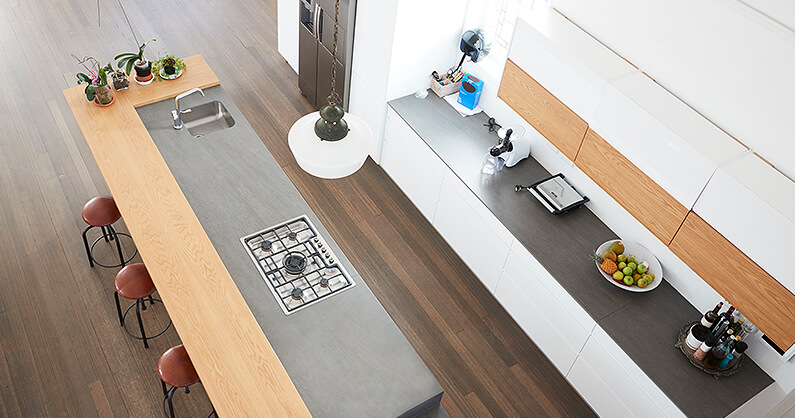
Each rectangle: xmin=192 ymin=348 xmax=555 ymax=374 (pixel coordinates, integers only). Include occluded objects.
xmin=704 ymin=337 xmax=728 ymax=369
xmin=726 ymin=341 xmax=748 ymax=369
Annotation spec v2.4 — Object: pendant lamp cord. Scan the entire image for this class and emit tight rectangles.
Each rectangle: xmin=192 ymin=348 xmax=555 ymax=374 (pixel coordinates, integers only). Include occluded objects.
xmin=326 ymin=0 xmax=342 ymax=107
xmin=116 ymin=0 xmax=140 ymax=46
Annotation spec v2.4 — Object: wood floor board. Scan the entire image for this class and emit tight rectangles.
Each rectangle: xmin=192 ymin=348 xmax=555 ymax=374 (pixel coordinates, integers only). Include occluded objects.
xmin=0 ymin=0 xmax=594 ymax=415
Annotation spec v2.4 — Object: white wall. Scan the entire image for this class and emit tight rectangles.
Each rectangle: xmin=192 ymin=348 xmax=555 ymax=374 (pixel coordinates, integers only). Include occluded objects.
xmin=349 ymin=0 xmax=466 ymax=161
xmin=552 ymin=0 xmax=795 ymax=181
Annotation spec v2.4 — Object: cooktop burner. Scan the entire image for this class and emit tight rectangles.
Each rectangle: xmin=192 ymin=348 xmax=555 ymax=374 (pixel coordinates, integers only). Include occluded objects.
xmin=241 ymin=215 xmax=355 ymax=314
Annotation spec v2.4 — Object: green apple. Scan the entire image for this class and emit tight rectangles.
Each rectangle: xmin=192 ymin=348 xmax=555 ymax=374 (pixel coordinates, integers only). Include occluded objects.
xmin=627 ymin=262 xmax=637 ymax=272
xmin=627 ymin=256 xmax=637 ymax=264
xmin=623 ymin=276 xmax=634 ymax=286
xmin=622 ymin=266 xmax=633 ymax=276
xmin=617 ymin=254 xmax=627 ymax=263
xmin=612 ymin=271 xmax=624 ymax=281
xmin=637 ymin=264 xmax=648 ymax=274
xmin=618 ymin=262 xmax=627 ymax=270
xmin=643 ymin=274 xmax=653 ymax=283
xmin=637 ymin=278 xmax=649 ymax=288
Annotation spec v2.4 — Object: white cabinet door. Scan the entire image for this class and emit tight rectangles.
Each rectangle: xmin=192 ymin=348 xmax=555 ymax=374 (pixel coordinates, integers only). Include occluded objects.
xmin=567 ymin=354 xmax=635 ymax=418
xmin=502 ymin=250 xmax=591 ymax=353
xmin=590 ymin=72 xmax=747 ymax=209
xmin=381 ymin=112 xmax=444 ymax=222
xmin=433 ymin=172 xmax=511 ymax=292
xmin=494 ymin=270 xmax=579 ymax=375
xmin=510 ymin=8 xmax=637 ymax=123
xmin=694 ymin=153 xmax=795 ymax=295
xmin=510 ymin=240 xmax=596 ymax=334
xmin=591 ymin=327 xmax=685 ymax=418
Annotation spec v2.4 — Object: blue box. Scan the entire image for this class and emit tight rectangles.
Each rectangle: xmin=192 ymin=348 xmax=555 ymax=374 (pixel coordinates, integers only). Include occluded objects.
xmin=457 ymin=74 xmax=483 ymax=110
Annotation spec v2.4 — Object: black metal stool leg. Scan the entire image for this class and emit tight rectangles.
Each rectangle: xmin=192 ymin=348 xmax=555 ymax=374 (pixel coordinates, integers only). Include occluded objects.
xmin=149 ymin=295 xmax=156 ymax=306
xmin=101 ymin=226 xmax=109 ymax=242
xmin=82 ymin=225 xmax=95 ymax=267
xmin=114 ymin=291 xmax=124 ymax=327
xmin=109 ymin=225 xmax=126 ymax=267
xmin=167 ymin=386 xmax=177 ymax=418
xmin=135 ymin=299 xmax=148 ymax=349
xmin=161 ymin=380 xmax=168 ymax=396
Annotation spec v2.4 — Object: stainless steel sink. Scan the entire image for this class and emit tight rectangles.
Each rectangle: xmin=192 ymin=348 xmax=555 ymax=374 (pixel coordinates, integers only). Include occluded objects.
xmin=181 ymin=101 xmax=236 ymax=138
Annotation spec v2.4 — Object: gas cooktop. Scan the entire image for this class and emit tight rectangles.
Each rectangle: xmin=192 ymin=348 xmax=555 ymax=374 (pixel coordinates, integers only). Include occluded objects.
xmin=241 ymin=215 xmax=355 ymax=314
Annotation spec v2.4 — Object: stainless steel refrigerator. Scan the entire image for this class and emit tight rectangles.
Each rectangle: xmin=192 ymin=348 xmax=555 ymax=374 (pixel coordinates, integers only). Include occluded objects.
xmin=299 ymin=0 xmax=356 ymax=110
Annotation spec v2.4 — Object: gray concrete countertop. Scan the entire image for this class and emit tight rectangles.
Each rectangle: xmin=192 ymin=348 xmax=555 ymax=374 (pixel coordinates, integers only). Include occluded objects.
xmin=136 ymin=86 xmax=443 ymax=418
xmin=389 ymin=92 xmax=773 ymax=417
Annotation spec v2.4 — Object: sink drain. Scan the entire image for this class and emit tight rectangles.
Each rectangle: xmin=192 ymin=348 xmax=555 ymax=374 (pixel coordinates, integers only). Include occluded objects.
xmin=193 ymin=133 xmax=204 ymax=138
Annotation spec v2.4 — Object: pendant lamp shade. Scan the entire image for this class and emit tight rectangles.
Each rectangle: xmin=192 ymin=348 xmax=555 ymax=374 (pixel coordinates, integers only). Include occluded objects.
xmin=288 ymin=112 xmax=372 ymax=179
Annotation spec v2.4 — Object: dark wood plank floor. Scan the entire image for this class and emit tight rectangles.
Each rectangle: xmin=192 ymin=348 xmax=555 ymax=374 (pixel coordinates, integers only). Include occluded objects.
xmin=0 ymin=0 xmax=595 ymax=416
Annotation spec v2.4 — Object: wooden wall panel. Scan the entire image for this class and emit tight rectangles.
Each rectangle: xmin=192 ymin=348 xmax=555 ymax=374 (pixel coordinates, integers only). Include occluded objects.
xmin=499 ymin=59 xmax=588 ymax=161
xmin=576 ymin=128 xmax=688 ymax=244
xmin=670 ymin=212 xmax=795 ymax=351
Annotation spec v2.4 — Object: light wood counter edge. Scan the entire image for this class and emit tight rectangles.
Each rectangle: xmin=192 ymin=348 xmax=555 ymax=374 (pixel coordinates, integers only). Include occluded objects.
xmin=63 ymin=55 xmax=310 ymax=417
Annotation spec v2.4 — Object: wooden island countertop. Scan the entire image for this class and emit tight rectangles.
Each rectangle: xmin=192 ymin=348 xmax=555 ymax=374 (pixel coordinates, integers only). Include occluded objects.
xmin=63 ymin=55 xmax=311 ymax=417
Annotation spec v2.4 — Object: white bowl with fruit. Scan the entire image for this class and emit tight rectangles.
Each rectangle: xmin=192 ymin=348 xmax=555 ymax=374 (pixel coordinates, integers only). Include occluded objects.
xmin=592 ymin=240 xmax=663 ymax=292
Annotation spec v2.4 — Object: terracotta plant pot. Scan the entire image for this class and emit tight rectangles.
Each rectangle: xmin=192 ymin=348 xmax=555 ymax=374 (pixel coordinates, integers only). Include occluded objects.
xmin=133 ymin=60 xmax=152 ymax=78
xmin=93 ymin=85 xmax=114 ymax=106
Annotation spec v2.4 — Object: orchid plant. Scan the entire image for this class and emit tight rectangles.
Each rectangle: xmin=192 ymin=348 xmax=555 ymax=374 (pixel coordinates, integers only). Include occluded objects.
xmin=73 ymin=55 xmax=113 ymax=104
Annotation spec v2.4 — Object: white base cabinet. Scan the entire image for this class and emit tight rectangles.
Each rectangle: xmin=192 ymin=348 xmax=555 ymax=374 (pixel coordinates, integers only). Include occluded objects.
xmin=381 ymin=106 xmax=689 ymax=417
xmin=381 ymin=108 xmax=445 ymax=222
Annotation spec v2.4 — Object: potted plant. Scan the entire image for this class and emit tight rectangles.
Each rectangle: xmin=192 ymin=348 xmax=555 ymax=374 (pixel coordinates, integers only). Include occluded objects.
xmin=152 ymin=52 xmax=186 ymax=80
xmin=73 ymin=55 xmax=114 ymax=106
xmin=115 ymin=38 xmax=156 ymax=84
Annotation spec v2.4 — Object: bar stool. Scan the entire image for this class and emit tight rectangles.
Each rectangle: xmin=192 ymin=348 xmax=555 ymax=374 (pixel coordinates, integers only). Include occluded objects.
xmin=159 ymin=344 xmax=216 ymax=418
xmin=114 ymin=263 xmax=171 ymax=349
xmin=81 ymin=196 xmax=137 ymax=268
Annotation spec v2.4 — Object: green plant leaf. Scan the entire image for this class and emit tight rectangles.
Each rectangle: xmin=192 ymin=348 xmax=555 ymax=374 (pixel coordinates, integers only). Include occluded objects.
xmin=84 ymin=84 xmax=96 ymax=101
xmin=76 ymin=72 xmax=91 ymax=84
xmin=114 ymin=52 xmax=135 ymax=60
xmin=125 ymin=59 xmax=134 ymax=76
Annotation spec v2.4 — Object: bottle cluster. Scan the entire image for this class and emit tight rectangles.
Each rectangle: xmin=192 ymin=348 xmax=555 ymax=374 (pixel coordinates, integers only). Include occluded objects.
xmin=685 ymin=301 xmax=754 ymax=371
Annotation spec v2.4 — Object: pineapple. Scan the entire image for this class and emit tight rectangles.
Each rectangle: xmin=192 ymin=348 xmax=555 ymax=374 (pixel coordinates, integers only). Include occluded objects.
xmin=590 ymin=252 xmax=618 ymax=274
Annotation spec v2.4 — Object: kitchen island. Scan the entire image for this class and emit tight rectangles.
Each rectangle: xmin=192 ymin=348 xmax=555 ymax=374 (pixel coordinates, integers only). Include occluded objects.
xmin=64 ymin=55 xmax=444 ymax=417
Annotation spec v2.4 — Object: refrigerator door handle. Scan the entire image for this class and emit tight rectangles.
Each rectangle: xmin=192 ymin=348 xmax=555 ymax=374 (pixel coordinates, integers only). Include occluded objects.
xmin=313 ymin=3 xmax=321 ymax=40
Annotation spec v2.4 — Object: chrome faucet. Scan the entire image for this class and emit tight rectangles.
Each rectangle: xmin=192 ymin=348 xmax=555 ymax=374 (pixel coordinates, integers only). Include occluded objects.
xmin=172 ymin=88 xmax=205 ymax=129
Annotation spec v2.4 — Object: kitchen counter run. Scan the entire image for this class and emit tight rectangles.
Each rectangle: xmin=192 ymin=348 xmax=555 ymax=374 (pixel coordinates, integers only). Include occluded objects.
xmin=389 ymin=92 xmax=773 ymax=418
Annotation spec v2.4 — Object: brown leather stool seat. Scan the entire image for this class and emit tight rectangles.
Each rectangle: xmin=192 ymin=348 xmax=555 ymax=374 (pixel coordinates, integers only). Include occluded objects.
xmin=159 ymin=344 xmax=215 ymax=417
xmin=80 ymin=196 xmax=137 ymax=268
xmin=113 ymin=263 xmax=170 ymax=349
xmin=115 ymin=263 xmax=155 ymax=300
xmin=81 ymin=196 xmax=121 ymax=226
xmin=158 ymin=345 xmax=200 ymax=388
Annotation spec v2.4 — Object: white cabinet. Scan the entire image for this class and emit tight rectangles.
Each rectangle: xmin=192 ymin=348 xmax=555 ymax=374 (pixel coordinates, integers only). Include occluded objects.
xmin=590 ymin=72 xmax=748 ymax=209
xmin=381 ymin=108 xmax=445 ymax=222
xmin=510 ymin=240 xmax=596 ymax=334
xmin=494 ymin=269 xmax=580 ymax=375
xmin=693 ymin=152 xmax=795 ymax=295
xmin=433 ymin=169 xmax=512 ymax=292
xmin=569 ymin=335 xmax=671 ymax=418
xmin=567 ymin=354 xmax=635 ymax=418
xmin=277 ymin=0 xmax=299 ymax=72
xmin=502 ymin=248 xmax=591 ymax=353
xmin=510 ymin=7 xmax=637 ymax=123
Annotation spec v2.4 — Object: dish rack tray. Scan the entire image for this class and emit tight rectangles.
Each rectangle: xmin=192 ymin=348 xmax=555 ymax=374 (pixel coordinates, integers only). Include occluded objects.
xmin=675 ymin=321 xmax=743 ymax=379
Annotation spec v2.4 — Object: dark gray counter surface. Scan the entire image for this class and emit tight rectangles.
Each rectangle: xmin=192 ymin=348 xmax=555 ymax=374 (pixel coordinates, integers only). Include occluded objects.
xmin=136 ymin=86 xmax=443 ymax=418
xmin=390 ymin=92 xmax=773 ymax=417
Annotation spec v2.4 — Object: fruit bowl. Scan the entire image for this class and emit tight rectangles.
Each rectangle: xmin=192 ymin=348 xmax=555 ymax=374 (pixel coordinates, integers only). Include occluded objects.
xmin=594 ymin=240 xmax=663 ymax=293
